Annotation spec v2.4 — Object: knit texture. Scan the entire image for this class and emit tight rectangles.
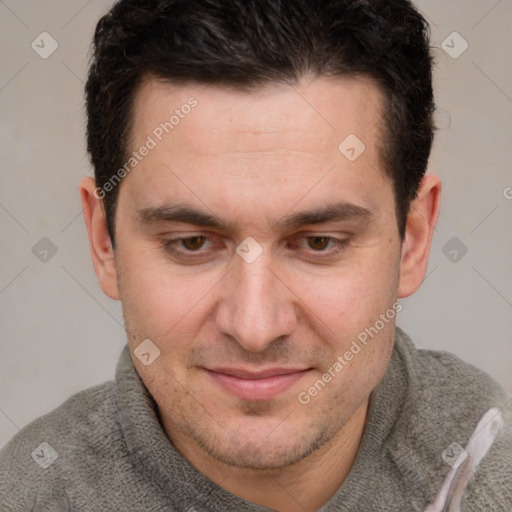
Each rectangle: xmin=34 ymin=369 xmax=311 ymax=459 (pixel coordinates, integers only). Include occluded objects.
xmin=1 ymin=328 xmax=511 ymax=511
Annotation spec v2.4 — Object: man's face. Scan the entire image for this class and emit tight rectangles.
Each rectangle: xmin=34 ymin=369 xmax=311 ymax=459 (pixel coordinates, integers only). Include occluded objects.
xmin=113 ymin=76 xmax=402 ymax=469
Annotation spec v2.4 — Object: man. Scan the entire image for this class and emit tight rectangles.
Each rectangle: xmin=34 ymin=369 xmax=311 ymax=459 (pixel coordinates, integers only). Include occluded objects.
xmin=1 ymin=0 xmax=511 ymax=510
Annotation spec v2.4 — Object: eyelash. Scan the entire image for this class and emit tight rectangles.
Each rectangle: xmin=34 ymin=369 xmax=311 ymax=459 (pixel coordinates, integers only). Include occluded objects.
xmin=161 ymin=234 xmax=351 ymax=261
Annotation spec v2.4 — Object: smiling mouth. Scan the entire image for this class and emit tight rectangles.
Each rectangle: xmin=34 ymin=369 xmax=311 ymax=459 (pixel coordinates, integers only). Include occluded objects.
xmin=204 ymin=367 xmax=312 ymax=401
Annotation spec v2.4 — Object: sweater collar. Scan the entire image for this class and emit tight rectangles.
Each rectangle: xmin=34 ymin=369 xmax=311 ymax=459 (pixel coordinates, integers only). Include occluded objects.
xmin=114 ymin=328 xmax=451 ymax=511
xmin=315 ymin=327 xmax=438 ymax=511
xmin=115 ymin=343 xmax=272 ymax=511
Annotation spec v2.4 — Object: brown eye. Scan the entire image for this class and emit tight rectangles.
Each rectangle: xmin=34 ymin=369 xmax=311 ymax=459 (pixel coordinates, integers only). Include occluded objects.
xmin=307 ymin=236 xmax=332 ymax=251
xmin=181 ymin=236 xmax=207 ymax=251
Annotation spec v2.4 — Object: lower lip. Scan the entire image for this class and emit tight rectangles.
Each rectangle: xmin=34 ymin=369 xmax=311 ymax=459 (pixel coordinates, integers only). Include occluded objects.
xmin=206 ymin=369 xmax=310 ymax=401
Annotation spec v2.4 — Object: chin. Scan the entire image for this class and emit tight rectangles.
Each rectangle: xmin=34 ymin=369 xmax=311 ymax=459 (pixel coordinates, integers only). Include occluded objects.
xmin=196 ymin=420 xmax=330 ymax=471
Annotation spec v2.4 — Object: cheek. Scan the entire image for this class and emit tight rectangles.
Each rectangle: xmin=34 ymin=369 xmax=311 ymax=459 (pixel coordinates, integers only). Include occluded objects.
xmin=292 ymin=249 xmax=399 ymax=330
xmin=121 ymin=267 xmax=172 ymax=335
xmin=117 ymin=248 xmax=221 ymax=341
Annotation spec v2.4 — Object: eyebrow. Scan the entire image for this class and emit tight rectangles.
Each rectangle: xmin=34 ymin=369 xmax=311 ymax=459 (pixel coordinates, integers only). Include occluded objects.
xmin=137 ymin=205 xmax=233 ymax=230
xmin=136 ymin=201 xmax=373 ymax=231
xmin=277 ymin=202 xmax=373 ymax=230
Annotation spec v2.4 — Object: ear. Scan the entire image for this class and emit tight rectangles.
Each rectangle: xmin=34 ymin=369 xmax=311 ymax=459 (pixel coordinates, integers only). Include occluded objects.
xmin=79 ymin=177 xmax=120 ymax=300
xmin=398 ymin=174 xmax=442 ymax=298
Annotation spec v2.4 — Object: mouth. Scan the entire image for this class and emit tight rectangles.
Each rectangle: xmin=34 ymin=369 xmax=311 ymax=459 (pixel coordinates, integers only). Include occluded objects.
xmin=204 ymin=367 xmax=312 ymax=401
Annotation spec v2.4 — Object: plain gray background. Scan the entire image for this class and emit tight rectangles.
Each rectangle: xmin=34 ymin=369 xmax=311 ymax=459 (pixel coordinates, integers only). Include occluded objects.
xmin=1 ymin=0 xmax=511 ymax=449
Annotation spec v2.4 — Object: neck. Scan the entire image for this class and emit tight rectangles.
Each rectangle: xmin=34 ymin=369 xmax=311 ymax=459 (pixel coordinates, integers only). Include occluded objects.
xmin=167 ymin=398 xmax=369 ymax=512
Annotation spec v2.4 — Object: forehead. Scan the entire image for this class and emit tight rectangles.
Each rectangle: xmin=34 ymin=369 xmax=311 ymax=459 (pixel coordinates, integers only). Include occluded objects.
xmin=130 ymin=75 xmax=384 ymax=156
xmin=122 ymin=76 xmax=392 ymax=229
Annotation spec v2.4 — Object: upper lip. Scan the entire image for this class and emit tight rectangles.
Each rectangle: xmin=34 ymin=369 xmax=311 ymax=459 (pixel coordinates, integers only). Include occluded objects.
xmin=206 ymin=367 xmax=311 ymax=379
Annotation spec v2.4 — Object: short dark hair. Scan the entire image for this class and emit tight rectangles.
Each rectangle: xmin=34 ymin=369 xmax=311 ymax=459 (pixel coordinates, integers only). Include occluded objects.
xmin=85 ymin=0 xmax=435 ymax=243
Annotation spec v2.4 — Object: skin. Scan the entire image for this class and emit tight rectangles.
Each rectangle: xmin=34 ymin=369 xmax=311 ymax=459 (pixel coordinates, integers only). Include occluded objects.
xmin=80 ymin=76 xmax=441 ymax=511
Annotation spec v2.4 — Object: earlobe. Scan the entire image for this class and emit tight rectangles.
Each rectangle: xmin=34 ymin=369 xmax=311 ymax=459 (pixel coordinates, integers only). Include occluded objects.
xmin=398 ymin=174 xmax=442 ymax=298
xmin=79 ymin=177 xmax=120 ymax=300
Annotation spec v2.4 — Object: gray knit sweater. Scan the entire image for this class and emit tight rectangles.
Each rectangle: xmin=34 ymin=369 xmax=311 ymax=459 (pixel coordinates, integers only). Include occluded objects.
xmin=1 ymin=328 xmax=511 ymax=511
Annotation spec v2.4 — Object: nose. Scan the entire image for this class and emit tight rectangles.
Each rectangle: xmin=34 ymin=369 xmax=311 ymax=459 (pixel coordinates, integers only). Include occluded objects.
xmin=215 ymin=248 xmax=297 ymax=352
